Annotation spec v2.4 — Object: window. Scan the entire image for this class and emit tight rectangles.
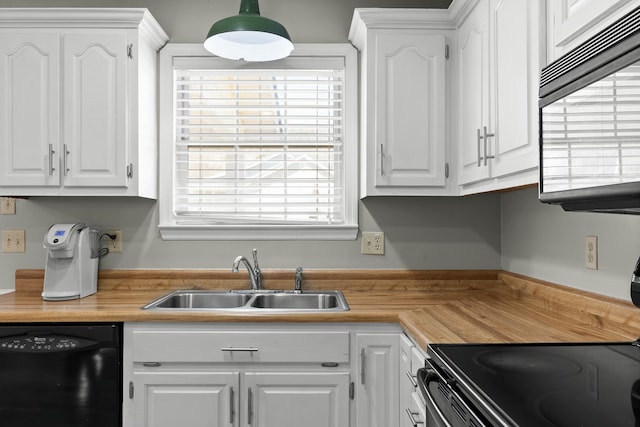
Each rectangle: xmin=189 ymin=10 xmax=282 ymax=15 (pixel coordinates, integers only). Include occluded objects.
xmin=158 ymin=44 xmax=358 ymax=240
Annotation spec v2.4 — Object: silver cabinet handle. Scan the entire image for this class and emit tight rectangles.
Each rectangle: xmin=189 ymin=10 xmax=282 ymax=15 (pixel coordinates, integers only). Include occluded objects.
xmin=406 ymin=371 xmax=417 ymax=388
xmin=63 ymin=144 xmax=70 ymax=176
xmin=360 ymin=348 xmax=366 ymax=385
xmin=483 ymin=126 xmax=495 ymax=166
xmin=406 ymin=408 xmax=424 ymax=426
xmin=142 ymin=362 xmax=161 ymax=368
xmin=247 ymin=387 xmax=253 ymax=425
xmin=221 ymin=347 xmax=258 ymax=352
xmin=48 ymin=143 xmax=56 ymax=175
xmin=380 ymin=143 xmax=385 ymax=176
xmin=476 ymin=128 xmax=483 ymax=167
xmin=229 ymin=386 xmax=235 ymax=424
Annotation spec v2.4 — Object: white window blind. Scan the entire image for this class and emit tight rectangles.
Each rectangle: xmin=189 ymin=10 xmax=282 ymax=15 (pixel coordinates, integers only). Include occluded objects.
xmin=160 ymin=46 xmax=357 ymax=239
xmin=542 ymin=62 xmax=640 ymax=192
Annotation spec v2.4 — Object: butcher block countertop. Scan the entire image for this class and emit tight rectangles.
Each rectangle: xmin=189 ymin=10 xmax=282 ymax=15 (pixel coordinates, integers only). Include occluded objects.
xmin=3 ymin=269 xmax=640 ymax=351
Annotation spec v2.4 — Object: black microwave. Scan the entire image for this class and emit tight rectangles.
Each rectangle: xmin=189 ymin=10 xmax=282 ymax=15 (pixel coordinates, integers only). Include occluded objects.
xmin=539 ymin=6 xmax=640 ymax=214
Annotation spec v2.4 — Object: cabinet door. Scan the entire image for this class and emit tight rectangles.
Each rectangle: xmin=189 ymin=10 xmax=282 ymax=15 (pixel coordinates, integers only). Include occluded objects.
xmin=457 ymin=0 xmax=491 ymax=185
xmin=63 ymin=32 xmax=128 ymax=187
xmin=490 ymin=0 xmax=543 ymax=178
xmin=0 ymin=33 xmax=60 ymax=187
xmin=132 ymin=371 xmax=239 ymax=427
xmin=399 ymin=335 xmax=415 ymax=427
xmin=373 ymin=31 xmax=446 ymax=189
xmin=407 ymin=392 xmax=427 ymax=427
xmin=244 ymin=371 xmax=349 ymax=427
xmin=355 ymin=333 xmax=399 ymax=427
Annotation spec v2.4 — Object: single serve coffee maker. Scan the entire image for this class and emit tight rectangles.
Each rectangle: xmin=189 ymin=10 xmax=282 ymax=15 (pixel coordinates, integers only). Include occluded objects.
xmin=42 ymin=223 xmax=100 ymax=301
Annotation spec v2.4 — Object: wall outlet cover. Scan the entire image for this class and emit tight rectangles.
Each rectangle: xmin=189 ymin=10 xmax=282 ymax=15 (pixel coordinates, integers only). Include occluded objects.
xmin=106 ymin=229 xmax=123 ymax=253
xmin=362 ymin=231 xmax=385 ymax=255
xmin=585 ymin=235 xmax=598 ymax=270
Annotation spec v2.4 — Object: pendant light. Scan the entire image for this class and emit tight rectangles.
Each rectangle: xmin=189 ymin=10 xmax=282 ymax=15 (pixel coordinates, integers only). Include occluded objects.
xmin=204 ymin=0 xmax=294 ymax=62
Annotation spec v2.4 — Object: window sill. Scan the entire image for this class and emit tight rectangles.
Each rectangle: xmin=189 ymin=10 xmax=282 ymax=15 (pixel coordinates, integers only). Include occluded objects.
xmin=159 ymin=224 xmax=359 ymax=241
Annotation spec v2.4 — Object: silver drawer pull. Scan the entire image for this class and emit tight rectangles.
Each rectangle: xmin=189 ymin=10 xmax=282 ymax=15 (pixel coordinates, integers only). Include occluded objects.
xmin=221 ymin=347 xmax=259 ymax=352
xmin=406 ymin=371 xmax=417 ymax=388
xmin=248 ymin=387 xmax=254 ymax=425
xmin=142 ymin=362 xmax=162 ymax=367
xmin=406 ymin=408 xmax=424 ymax=426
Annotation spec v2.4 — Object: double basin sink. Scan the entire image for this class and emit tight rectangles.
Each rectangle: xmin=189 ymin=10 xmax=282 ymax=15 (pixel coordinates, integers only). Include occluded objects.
xmin=142 ymin=290 xmax=350 ymax=312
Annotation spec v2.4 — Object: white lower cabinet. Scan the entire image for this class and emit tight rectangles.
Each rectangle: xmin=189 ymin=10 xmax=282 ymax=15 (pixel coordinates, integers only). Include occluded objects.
xmin=132 ymin=371 xmax=239 ymax=427
xmin=400 ymin=335 xmax=417 ymax=427
xmin=132 ymin=369 xmax=349 ymax=427
xmin=399 ymin=334 xmax=427 ymax=427
xmin=354 ymin=332 xmax=400 ymax=427
xmin=124 ymin=323 xmax=406 ymax=427
xmin=245 ymin=371 xmax=350 ymax=427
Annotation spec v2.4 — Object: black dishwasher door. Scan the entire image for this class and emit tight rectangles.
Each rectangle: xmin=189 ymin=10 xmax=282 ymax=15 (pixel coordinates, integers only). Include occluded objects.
xmin=0 ymin=323 xmax=122 ymax=427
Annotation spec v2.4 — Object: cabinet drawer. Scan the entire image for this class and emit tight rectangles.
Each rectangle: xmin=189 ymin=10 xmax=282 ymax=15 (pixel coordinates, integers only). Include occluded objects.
xmin=411 ymin=346 xmax=426 ymax=371
xmin=132 ymin=330 xmax=350 ymax=363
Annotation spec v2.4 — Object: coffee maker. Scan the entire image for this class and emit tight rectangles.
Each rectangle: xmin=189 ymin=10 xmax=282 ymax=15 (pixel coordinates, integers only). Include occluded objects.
xmin=42 ymin=223 xmax=100 ymax=301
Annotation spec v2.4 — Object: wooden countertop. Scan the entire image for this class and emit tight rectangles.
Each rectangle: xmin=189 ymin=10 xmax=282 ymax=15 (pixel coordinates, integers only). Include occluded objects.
xmin=4 ymin=269 xmax=640 ymax=351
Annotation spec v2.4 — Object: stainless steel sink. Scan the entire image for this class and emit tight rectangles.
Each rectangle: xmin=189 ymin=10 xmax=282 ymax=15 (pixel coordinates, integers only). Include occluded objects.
xmin=143 ymin=291 xmax=252 ymax=309
xmin=250 ymin=293 xmax=346 ymax=310
xmin=142 ymin=290 xmax=349 ymax=312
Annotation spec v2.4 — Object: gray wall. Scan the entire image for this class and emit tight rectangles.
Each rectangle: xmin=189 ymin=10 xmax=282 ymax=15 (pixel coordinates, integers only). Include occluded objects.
xmin=501 ymin=186 xmax=640 ymax=301
xmin=0 ymin=195 xmax=502 ymax=288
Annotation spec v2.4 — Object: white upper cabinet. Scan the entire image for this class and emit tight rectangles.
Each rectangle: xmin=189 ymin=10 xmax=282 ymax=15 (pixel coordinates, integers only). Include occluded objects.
xmin=489 ymin=0 xmax=543 ymax=179
xmin=349 ymin=9 xmax=454 ymax=197
xmin=456 ymin=0 xmax=491 ymax=185
xmin=0 ymin=33 xmax=60 ymax=188
xmin=547 ymin=0 xmax=637 ymax=62
xmin=455 ymin=0 xmax=544 ymax=192
xmin=0 ymin=9 xmax=168 ymax=198
xmin=63 ymin=32 xmax=128 ymax=188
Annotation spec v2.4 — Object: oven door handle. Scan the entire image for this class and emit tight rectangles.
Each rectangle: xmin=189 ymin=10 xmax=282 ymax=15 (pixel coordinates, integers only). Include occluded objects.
xmin=417 ymin=367 xmax=454 ymax=427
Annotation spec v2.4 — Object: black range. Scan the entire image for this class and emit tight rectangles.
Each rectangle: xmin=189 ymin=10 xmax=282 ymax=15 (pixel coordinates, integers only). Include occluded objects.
xmin=420 ymin=341 xmax=640 ymax=427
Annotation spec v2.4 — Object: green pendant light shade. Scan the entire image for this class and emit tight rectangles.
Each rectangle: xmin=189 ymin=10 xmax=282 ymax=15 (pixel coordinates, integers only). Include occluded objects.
xmin=204 ymin=0 xmax=294 ymax=61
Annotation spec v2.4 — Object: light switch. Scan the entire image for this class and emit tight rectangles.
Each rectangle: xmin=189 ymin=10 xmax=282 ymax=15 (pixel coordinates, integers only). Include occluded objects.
xmin=0 ymin=197 xmax=16 ymax=215
xmin=2 ymin=230 xmax=25 ymax=253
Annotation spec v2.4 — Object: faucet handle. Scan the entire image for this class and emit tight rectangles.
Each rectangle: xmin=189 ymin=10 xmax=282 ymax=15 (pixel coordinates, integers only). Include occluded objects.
xmin=252 ymin=248 xmax=260 ymax=270
xmin=294 ymin=266 xmax=303 ymax=293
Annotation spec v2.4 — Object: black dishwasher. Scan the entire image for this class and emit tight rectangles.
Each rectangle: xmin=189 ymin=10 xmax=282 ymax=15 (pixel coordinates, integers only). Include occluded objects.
xmin=0 ymin=323 xmax=122 ymax=427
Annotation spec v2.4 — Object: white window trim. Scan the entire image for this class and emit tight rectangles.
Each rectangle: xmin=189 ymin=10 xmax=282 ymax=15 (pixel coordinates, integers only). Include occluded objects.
xmin=158 ymin=43 xmax=359 ymax=241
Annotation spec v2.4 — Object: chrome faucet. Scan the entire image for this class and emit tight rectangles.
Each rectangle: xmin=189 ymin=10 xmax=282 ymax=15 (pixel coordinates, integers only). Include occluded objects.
xmin=294 ymin=266 xmax=303 ymax=294
xmin=232 ymin=248 xmax=262 ymax=290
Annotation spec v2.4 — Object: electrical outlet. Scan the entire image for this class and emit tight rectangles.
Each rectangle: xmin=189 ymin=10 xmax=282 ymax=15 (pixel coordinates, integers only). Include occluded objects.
xmin=106 ymin=229 xmax=122 ymax=253
xmin=2 ymin=230 xmax=25 ymax=253
xmin=585 ymin=235 xmax=598 ymax=270
xmin=0 ymin=197 xmax=16 ymax=215
xmin=361 ymin=231 xmax=385 ymax=255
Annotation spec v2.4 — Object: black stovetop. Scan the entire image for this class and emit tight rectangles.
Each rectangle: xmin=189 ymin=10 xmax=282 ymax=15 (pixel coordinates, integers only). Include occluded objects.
xmin=428 ymin=342 xmax=640 ymax=427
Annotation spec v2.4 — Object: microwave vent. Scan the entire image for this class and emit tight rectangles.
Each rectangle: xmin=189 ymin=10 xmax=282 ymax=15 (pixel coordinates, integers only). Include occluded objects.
xmin=540 ymin=6 xmax=640 ymax=89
